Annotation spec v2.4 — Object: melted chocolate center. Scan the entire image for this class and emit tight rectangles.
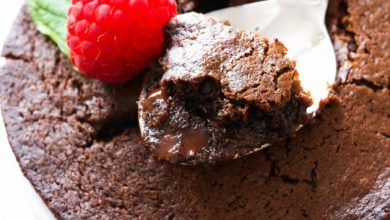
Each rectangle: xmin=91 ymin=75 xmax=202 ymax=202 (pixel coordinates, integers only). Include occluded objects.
xmin=157 ymin=134 xmax=177 ymax=160
xmin=143 ymin=87 xmax=167 ymax=112
xmin=155 ymin=128 xmax=208 ymax=160
xmin=180 ymin=128 xmax=208 ymax=157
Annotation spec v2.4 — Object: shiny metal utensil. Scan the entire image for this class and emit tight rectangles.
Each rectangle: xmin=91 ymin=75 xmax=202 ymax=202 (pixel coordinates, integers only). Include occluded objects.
xmin=207 ymin=0 xmax=336 ymax=114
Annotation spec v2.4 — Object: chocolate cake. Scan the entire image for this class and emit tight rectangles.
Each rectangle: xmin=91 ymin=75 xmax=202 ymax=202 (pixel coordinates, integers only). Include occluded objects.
xmin=0 ymin=1 xmax=389 ymax=220
xmin=139 ymin=13 xmax=312 ymax=164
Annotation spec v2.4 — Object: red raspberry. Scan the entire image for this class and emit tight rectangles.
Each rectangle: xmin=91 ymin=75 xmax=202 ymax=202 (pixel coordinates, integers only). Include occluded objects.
xmin=67 ymin=0 xmax=177 ymax=83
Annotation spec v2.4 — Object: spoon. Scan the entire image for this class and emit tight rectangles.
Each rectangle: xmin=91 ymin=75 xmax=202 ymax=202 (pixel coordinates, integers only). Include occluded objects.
xmin=207 ymin=0 xmax=337 ymax=114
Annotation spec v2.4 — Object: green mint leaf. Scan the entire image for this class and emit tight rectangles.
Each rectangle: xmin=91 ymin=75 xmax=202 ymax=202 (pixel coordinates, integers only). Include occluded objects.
xmin=28 ymin=0 xmax=70 ymax=57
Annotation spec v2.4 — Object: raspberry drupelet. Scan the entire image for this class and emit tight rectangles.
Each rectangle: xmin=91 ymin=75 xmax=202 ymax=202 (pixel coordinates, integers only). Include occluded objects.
xmin=67 ymin=0 xmax=177 ymax=83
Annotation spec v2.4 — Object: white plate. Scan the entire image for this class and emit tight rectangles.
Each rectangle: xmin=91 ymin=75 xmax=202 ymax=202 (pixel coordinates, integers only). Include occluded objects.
xmin=0 ymin=1 xmax=56 ymax=219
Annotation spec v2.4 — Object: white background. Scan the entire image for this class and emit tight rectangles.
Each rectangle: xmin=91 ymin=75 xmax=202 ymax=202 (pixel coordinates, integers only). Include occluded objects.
xmin=0 ymin=1 xmax=50 ymax=220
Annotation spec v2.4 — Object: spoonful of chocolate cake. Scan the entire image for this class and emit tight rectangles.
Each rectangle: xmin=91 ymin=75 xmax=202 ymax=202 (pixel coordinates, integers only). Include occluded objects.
xmin=138 ymin=0 xmax=336 ymax=165
xmin=208 ymin=0 xmax=336 ymax=113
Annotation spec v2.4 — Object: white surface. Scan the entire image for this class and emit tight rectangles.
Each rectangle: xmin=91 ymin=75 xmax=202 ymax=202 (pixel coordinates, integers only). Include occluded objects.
xmin=0 ymin=1 xmax=25 ymax=50
xmin=208 ymin=0 xmax=337 ymax=114
xmin=0 ymin=1 xmax=56 ymax=220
